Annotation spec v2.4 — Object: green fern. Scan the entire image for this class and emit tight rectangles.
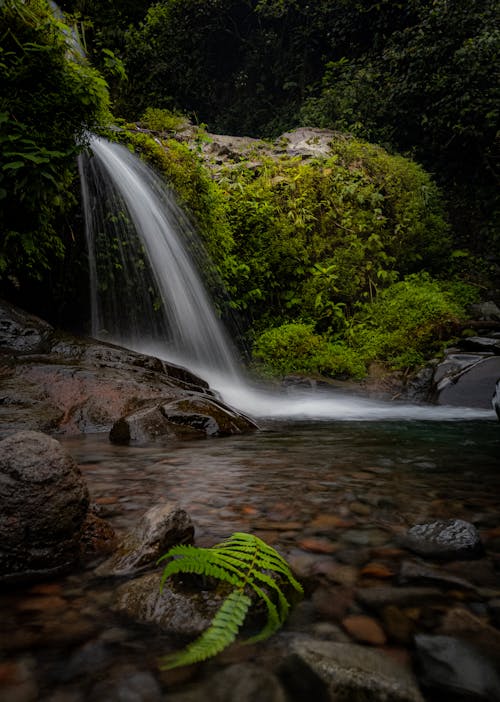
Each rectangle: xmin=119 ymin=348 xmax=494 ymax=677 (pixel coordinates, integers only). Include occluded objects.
xmin=157 ymin=532 xmax=303 ymax=669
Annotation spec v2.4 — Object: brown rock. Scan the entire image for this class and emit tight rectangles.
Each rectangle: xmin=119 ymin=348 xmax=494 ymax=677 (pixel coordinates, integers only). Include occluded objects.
xmin=342 ymin=614 xmax=387 ymax=645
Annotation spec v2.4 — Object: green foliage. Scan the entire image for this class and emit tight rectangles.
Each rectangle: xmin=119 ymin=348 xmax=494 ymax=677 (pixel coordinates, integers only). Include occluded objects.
xmin=220 ymin=137 xmax=450 ymax=332
xmin=300 ymin=0 xmax=499 ymax=251
xmin=347 ymin=273 xmax=477 ymax=369
xmin=157 ymin=532 xmax=303 ymax=669
xmin=139 ymin=107 xmax=188 ymax=133
xmin=119 ymin=129 xmax=244 ymax=300
xmin=0 ymin=0 xmax=110 ymax=287
xmin=253 ymin=323 xmax=366 ymax=379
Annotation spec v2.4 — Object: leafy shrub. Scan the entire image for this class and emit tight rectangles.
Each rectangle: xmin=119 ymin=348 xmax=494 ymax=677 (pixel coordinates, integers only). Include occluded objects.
xmin=253 ymin=323 xmax=365 ymax=379
xmin=0 ymin=0 xmax=110 ymax=287
xmin=139 ymin=107 xmax=188 ymax=133
xmin=347 ymin=273 xmax=476 ymax=369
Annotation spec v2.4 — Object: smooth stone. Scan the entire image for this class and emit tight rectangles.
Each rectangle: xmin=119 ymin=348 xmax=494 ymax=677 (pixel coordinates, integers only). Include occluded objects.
xmin=165 ymin=662 xmax=287 ymax=702
xmin=399 ymin=559 xmax=476 ymax=590
xmin=341 ymin=614 xmax=387 ymax=645
xmin=90 ymin=670 xmax=163 ymax=702
xmin=95 ymin=502 xmax=194 ymax=576
xmin=435 ymin=355 xmax=500 ymax=408
xmin=415 ymin=634 xmax=500 ymax=701
xmin=356 ymin=586 xmax=448 ymax=611
xmin=280 ymin=638 xmax=424 ymax=702
xmin=400 ymin=519 xmax=483 ymax=560
xmin=113 ymin=572 xmax=220 ymax=637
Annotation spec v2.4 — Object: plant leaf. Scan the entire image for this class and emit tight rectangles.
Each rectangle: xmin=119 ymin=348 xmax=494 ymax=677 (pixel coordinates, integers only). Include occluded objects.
xmin=158 ymin=590 xmax=251 ymax=670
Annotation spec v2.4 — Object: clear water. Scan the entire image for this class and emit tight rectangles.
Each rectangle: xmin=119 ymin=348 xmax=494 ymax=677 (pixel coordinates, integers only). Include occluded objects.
xmin=1 ymin=421 xmax=499 ymax=700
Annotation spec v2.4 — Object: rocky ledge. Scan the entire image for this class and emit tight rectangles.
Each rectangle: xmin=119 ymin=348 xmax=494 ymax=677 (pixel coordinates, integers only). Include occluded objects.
xmin=0 ymin=299 xmax=257 ymax=439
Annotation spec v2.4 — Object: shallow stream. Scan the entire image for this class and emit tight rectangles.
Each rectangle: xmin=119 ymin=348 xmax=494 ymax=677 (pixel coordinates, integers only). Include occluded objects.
xmin=1 ymin=418 xmax=499 ymax=701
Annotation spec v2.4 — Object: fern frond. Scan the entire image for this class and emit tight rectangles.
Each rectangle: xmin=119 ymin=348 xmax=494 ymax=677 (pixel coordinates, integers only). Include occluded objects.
xmin=158 ymin=590 xmax=251 ymax=670
xmin=157 ymin=532 xmax=303 ymax=668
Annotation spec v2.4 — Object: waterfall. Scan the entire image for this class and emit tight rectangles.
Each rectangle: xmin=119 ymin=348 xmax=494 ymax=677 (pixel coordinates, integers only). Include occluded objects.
xmin=79 ymin=135 xmax=241 ymax=381
xmin=79 ymin=136 xmax=494 ymax=421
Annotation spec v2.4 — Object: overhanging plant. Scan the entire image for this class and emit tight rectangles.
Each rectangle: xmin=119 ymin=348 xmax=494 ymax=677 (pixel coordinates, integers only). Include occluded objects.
xmin=157 ymin=531 xmax=303 ymax=669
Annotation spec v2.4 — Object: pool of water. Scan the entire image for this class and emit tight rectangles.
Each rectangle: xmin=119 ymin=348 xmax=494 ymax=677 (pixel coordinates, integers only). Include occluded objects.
xmin=1 ymin=418 xmax=499 ymax=700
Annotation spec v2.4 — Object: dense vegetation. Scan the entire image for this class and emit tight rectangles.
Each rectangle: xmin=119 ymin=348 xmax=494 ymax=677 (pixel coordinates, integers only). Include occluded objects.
xmin=1 ymin=0 xmax=498 ymax=379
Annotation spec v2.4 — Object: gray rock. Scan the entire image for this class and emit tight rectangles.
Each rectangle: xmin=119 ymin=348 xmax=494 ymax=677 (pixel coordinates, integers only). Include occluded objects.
xmin=469 ymin=301 xmax=500 ymax=321
xmin=434 ymin=355 xmax=500 ymax=408
xmin=280 ymin=638 xmax=424 ymax=702
xmin=459 ymin=336 xmax=500 ymax=354
xmin=493 ymin=378 xmax=500 ymax=421
xmin=113 ymin=572 xmax=220 ymax=637
xmin=90 ymin=670 xmax=163 ymax=702
xmin=415 ymin=634 xmax=500 ymax=701
xmin=95 ymin=502 xmax=194 ymax=576
xmin=0 ymin=299 xmax=52 ymax=353
xmin=401 ymin=519 xmax=483 ymax=560
xmin=0 ymin=431 xmax=89 ymax=583
xmin=165 ymin=663 xmax=287 ymax=702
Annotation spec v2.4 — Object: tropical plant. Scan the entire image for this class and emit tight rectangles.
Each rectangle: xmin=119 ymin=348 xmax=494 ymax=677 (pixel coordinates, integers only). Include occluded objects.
xmin=157 ymin=531 xmax=303 ymax=669
xmin=0 ymin=0 xmax=110 ymax=308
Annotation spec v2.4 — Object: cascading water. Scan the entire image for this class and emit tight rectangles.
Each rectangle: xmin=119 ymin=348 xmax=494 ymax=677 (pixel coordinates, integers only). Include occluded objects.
xmin=79 ymin=135 xmax=241 ymax=381
xmin=80 ymin=136 xmax=494 ymax=422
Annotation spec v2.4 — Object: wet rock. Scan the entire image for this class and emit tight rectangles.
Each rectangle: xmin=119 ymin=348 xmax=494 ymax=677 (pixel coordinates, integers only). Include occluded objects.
xmin=0 ymin=299 xmax=52 ymax=353
xmin=493 ymin=378 xmax=500 ymax=421
xmin=0 ymin=658 xmax=38 ymax=702
xmin=0 ymin=300 xmax=256 ymax=437
xmin=95 ymin=502 xmax=194 ymax=576
xmin=166 ymin=662 xmax=287 ymax=702
xmin=90 ymin=670 xmax=163 ymax=702
xmin=400 ymin=519 xmax=483 ymax=560
xmin=356 ymin=586 xmax=448 ymax=611
xmin=110 ymin=395 xmax=258 ymax=444
xmin=280 ymin=638 xmax=424 ymax=702
xmin=415 ymin=634 xmax=500 ymax=701
xmin=0 ymin=431 xmax=89 ymax=584
xmin=437 ymin=607 xmax=500 ymax=659
xmin=433 ymin=354 xmax=500 ymax=408
xmin=79 ymin=512 xmax=116 ymax=557
xmin=341 ymin=614 xmax=387 ymax=645
xmin=113 ymin=572 xmax=220 ymax=636
xmin=399 ymin=559 xmax=477 ymax=590
xmin=459 ymin=336 xmax=500 ymax=354
xmin=381 ymin=605 xmax=416 ymax=644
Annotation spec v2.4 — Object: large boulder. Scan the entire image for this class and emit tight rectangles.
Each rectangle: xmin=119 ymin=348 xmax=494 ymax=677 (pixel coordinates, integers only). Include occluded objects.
xmin=109 ymin=396 xmax=258 ymax=444
xmin=0 ymin=430 xmax=89 ymax=583
xmin=0 ymin=299 xmax=257 ymax=437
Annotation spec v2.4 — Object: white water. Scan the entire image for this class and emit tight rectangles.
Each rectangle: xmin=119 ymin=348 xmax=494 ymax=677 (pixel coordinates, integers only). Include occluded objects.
xmin=80 ymin=137 xmax=495 ymax=423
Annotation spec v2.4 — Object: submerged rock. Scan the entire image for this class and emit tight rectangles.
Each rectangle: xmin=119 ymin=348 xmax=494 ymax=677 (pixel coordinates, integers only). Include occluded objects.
xmin=400 ymin=519 xmax=483 ymax=560
xmin=280 ymin=638 xmax=424 ymax=702
xmin=415 ymin=634 xmax=500 ymax=701
xmin=0 ymin=431 xmax=89 ymax=583
xmin=165 ymin=662 xmax=287 ymax=702
xmin=96 ymin=502 xmax=194 ymax=576
xmin=493 ymin=378 xmax=500 ymax=421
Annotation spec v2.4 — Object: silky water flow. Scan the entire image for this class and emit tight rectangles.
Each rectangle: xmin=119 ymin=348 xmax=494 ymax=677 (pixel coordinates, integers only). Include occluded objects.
xmin=79 ymin=137 xmax=495 ymax=422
